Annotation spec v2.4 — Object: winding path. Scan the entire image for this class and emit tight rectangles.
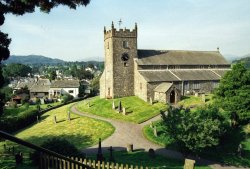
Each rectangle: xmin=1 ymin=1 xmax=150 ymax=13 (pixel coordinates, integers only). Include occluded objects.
xmin=71 ymin=102 xmax=248 ymax=169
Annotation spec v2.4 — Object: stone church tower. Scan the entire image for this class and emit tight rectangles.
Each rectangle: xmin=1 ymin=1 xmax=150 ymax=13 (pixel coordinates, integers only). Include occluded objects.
xmin=100 ymin=22 xmax=137 ymax=98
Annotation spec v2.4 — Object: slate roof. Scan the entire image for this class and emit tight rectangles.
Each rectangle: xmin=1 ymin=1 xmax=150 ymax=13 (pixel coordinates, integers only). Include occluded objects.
xmin=154 ymin=82 xmax=173 ymax=93
xmin=137 ymin=50 xmax=230 ymax=66
xmin=30 ymin=79 xmax=51 ymax=93
xmin=212 ymin=69 xmax=230 ymax=77
xmin=139 ymin=69 xmax=226 ymax=82
xmin=139 ymin=71 xmax=179 ymax=82
xmin=50 ymin=80 xmax=80 ymax=88
xmin=15 ymin=81 xmax=35 ymax=89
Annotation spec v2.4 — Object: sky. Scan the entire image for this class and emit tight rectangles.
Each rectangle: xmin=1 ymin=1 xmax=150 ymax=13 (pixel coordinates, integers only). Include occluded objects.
xmin=2 ymin=0 xmax=250 ymax=61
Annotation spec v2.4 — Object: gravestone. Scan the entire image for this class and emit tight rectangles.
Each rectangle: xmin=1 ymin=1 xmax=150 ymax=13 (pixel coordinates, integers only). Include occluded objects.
xmin=122 ymin=107 xmax=127 ymax=115
xmin=68 ymin=111 xmax=71 ymax=120
xmin=127 ymin=144 xmax=133 ymax=152
xmin=108 ymin=146 xmax=115 ymax=162
xmin=118 ymin=100 xmax=122 ymax=113
xmin=112 ymin=100 xmax=115 ymax=109
xmin=184 ymin=159 xmax=195 ymax=169
xmin=201 ymin=94 xmax=206 ymax=103
xmin=153 ymin=126 xmax=158 ymax=137
xmin=15 ymin=152 xmax=23 ymax=165
xmin=148 ymin=148 xmax=155 ymax=158
xmin=194 ymin=92 xmax=199 ymax=97
xmin=237 ymin=144 xmax=242 ymax=157
xmin=40 ymin=99 xmax=45 ymax=105
xmin=88 ymin=101 xmax=90 ymax=108
xmin=36 ymin=115 xmax=39 ymax=123
xmin=149 ymin=97 xmax=153 ymax=105
xmin=150 ymin=121 xmax=153 ymax=128
xmin=54 ymin=116 xmax=57 ymax=124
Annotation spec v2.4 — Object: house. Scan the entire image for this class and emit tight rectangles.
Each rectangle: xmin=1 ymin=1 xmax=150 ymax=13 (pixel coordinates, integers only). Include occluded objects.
xmin=30 ymin=79 xmax=51 ymax=99
xmin=99 ymin=22 xmax=231 ymax=104
xmin=49 ymin=80 xmax=80 ymax=98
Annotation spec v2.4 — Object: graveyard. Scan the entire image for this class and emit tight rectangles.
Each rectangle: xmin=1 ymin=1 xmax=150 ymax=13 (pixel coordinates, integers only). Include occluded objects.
xmin=76 ymin=96 xmax=168 ymax=123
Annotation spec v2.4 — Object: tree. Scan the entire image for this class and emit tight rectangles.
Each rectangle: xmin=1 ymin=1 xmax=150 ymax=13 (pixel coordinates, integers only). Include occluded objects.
xmin=161 ymin=106 xmax=228 ymax=155
xmin=214 ymin=63 xmax=250 ymax=124
xmin=48 ymin=69 xmax=57 ymax=81
xmin=90 ymin=75 xmax=100 ymax=95
xmin=3 ymin=63 xmax=32 ymax=78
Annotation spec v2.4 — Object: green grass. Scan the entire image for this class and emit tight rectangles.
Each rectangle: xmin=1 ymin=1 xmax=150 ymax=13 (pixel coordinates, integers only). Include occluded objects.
xmin=177 ymin=94 xmax=213 ymax=108
xmin=0 ymin=103 xmax=115 ymax=169
xmin=76 ymin=96 xmax=168 ymax=123
xmin=87 ymin=150 xmax=211 ymax=169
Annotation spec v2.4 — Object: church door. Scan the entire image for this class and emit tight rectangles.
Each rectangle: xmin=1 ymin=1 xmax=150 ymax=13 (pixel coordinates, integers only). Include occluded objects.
xmin=170 ymin=90 xmax=175 ymax=104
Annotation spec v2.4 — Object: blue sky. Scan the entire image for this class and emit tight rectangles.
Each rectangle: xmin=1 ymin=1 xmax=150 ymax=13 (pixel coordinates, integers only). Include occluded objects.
xmin=2 ymin=0 xmax=250 ymax=61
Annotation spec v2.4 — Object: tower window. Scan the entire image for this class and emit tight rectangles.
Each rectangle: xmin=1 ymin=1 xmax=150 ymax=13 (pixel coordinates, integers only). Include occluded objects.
xmin=123 ymin=41 xmax=129 ymax=48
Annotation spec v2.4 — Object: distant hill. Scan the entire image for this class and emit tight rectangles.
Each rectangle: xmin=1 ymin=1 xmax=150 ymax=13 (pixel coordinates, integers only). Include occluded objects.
xmin=223 ymin=54 xmax=239 ymax=63
xmin=232 ymin=54 xmax=250 ymax=69
xmin=4 ymin=55 xmax=65 ymax=65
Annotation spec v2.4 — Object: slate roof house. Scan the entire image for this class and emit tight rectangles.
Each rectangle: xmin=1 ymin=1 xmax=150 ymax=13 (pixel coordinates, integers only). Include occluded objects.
xmin=49 ymin=80 xmax=80 ymax=98
xmin=100 ymin=22 xmax=231 ymax=104
xmin=30 ymin=79 xmax=51 ymax=99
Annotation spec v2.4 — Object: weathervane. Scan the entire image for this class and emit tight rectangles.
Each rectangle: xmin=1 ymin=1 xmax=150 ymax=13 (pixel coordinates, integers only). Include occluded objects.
xmin=118 ymin=19 xmax=122 ymax=29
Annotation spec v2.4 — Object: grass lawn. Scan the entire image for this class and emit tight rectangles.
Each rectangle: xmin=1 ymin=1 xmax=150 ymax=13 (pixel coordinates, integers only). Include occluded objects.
xmin=177 ymin=94 xmax=213 ymax=108
xmin=0 ymin=103 xmax=115 ymax=169
xmin=87 ymin=150 xmax=211 ymax=169
xmin=76 ymin=96 xmax=168 ymax=123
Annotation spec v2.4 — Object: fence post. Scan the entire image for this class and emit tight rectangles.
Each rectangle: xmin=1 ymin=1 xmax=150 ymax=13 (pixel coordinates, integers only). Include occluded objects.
xmin=101 ymin=161 xmax=105 ymax=169
xmin=79 ymin=158 xmax=83 ymax=169
xmin=97 ymin=161 xmax=101 ymax=169
xmin=71 ymin=157 xmax=75 ymax=169
xmin=106 ymin=162 xmax=110 ymax=169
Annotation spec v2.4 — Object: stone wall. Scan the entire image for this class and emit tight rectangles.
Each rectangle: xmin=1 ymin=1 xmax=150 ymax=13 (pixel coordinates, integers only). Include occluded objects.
xmin=134 ymin=62 xmax=148 ymax=102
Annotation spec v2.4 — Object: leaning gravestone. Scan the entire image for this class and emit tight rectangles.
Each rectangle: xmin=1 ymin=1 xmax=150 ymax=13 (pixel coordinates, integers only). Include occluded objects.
xmin=54 ymin=116 xmax=57 ymax=124
xmin=150 ymin=121 xmax=153 ymax=128
xmin=112 ymin=100 xmax=115 ymax=109
xmin=184 ymin=159 xmax=195 ymax=169
xmin=68 ymin=111 xmax=71 ymax=121
xmin=153 ymin=126 xmax=158 ymax=137
xmin=149 ymin=97 xmax=153 ymax=105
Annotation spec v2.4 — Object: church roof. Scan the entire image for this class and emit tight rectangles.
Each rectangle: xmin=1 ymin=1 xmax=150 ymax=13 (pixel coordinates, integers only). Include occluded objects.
xmin=137 ymin=50 xmax=229 ymax=66
xmin=139 ymin=69 xmax=229 ymax=82
xmin=139 ymin=70 xmax=179 ymax=82
xmin=154 ymin=82 xmax=173 ymax=93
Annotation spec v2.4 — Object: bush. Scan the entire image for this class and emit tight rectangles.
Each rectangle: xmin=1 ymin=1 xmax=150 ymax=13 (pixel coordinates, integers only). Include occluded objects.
xmin=9 ymin=101 xmax=17 ymax=108
xmin=31 ymin=138 xmax=80 ymax=165
xmin=61 ymin=94 xmax=74 ymax=104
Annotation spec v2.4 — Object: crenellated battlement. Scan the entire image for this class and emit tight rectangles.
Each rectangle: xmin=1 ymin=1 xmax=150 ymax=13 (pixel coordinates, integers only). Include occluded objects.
xmin=104 ymin=21 xmax=137 ymax=40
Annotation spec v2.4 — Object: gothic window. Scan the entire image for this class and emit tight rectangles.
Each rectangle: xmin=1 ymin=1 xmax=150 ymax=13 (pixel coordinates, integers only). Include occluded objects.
xmin=123 ymin=41 xmax=129 ymax=48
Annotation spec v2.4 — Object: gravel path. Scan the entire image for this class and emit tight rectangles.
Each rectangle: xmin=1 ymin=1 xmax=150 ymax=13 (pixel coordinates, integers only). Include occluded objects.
xmin=71 ymin=102 xmax=248 ymax=169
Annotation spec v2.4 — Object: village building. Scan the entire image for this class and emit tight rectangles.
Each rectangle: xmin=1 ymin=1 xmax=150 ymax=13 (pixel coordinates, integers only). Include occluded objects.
xmin=99 ymin=22 xmax=231 ymax=104
xmin=30 ymin=79 xmax=51 ymax=99
xmin=49 ymin=80 xmax=80 ymax=99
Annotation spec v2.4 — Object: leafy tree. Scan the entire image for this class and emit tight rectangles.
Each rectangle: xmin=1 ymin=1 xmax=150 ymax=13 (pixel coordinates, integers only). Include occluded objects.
xmin=161 ymin=106 xmax=228 ymax=155
xmin=3 ymin=63 xmax=32 ymax=78
xmin=0 ymin=86 xmax=13 ymax=102
xmin=48 ymin=69 xmax=57 ymax=81
xmin=90 ymin=75 xmax=100 ymax=96
xmin=214 ymin=63 xmax=250 ymax=124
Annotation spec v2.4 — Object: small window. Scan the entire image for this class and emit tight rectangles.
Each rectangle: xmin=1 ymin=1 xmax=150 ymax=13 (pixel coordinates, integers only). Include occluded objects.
xmin=124 ymin=62 xmax=128 ymax=67
xmin=107 ymin=42 xmax=109 ymax=49
xmin=69 ymin=90 xmax=74 ymax=94
xmin=123 ymin=41 xmax=128 ymax=48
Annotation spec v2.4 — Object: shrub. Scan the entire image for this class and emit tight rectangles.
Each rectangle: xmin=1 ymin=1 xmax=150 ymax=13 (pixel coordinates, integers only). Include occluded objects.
xmin=9 ymin=101 xmax=17 ymax=108
xmin=31 ymin=138 xmax=80 ymax=165
xmin=61 ymin=94 xmax=74 ymax=104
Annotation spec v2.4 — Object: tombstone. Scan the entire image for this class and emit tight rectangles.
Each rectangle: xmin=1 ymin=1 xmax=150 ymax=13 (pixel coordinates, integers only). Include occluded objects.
xmin=68 ymin=111 xmax=71 ymax=121
xmin=237 ymin=143 xmax=242 ymax=157
xmin=148 ymin=148 xmax=155 ymax=158
xmin=108 ymin=146 xmax=115 ymax=162
xmin=122 ymin=107 xmax=127 ymax=115
xmin=184 ymin=159 xmax=195 ymax=169
xmin=40 ymin=99 xmax=45 ymax=105
xmin=96 ymin=138 xmax=104 ymax=162
xmin=149 ymin=97 xmax=153 ymax=105
xmin=112 ymin=100 xmax=115 ymax=110
xmin=36 ymin=115 xmax=39 ymax=123
xmin=201 ymin=94 xmax=206 ymax=103
xmin=15 ymin=152 xmax=23 ymax=165
xmin=118 ymin=100 xmax=122 ymax=113
xmin=150 ymin=121 xmax=153 ymax=128
xmin=194 ymin=92 xmax=199 ymax=97
xmin=153 ymin=126 xmax=158 ymax=137
xmin=54 ymin=116 xmax=57 ymax=124
xmin=127 ymin=144 xmax=133 ymax=152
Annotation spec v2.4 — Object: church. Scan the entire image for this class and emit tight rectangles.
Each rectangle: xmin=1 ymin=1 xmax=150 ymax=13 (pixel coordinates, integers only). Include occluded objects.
xmin=99 ymin=22 xmax=231 ymax=104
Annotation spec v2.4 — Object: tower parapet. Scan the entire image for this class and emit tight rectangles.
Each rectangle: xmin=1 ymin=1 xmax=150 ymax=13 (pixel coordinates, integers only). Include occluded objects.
xmin=104 ymin=22 xmax=137 ymax=40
